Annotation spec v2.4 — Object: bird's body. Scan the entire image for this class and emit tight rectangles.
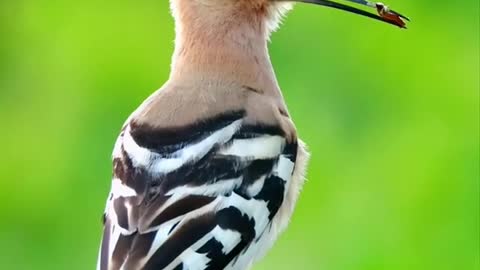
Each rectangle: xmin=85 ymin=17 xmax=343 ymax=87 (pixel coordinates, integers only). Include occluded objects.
xmin=98 ymin=85 xmax=309 ymax=269
xmin=98 ymin=0 xmax=408 ymax=269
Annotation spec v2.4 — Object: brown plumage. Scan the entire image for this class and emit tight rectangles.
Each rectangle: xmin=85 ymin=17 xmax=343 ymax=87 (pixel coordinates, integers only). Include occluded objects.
xmin=135 ymin=1 xmax=296 ymax=140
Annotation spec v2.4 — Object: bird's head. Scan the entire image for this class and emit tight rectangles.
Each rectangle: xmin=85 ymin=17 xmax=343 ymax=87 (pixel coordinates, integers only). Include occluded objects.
xmin=170 ymin=0 xmax=409 ymax=36
xmin=168 ymin=0 xmax=409 ymax=84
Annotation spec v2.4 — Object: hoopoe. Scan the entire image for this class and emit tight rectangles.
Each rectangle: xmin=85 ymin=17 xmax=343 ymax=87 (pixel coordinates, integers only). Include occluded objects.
xmin=97 ymin=1 xmax=408 ymax=269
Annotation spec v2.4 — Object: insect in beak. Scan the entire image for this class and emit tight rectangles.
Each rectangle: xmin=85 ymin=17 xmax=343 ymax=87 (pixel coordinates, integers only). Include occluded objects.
xmin=288 ymin=0 xmax=410 ymax=28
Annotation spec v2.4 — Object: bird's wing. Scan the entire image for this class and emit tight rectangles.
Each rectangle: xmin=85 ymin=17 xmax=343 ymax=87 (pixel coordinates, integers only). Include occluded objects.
xmin=98 ymin=110 xmax=297 ymax=270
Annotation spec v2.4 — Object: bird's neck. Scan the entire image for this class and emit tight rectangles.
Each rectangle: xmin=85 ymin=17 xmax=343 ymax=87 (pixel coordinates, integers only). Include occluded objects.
xmin=168 ymin=2 xmax=280 ymax=93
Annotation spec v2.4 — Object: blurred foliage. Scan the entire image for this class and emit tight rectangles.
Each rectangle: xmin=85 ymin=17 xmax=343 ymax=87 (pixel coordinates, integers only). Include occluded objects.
xmin=0 ymin=1 xmax=478 ymax=269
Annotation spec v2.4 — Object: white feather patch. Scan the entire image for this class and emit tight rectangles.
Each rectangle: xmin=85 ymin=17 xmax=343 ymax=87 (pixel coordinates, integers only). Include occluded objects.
xmin=218 ymin=135 xmax=285 ymax=159
xmin=273 ymin=155 xmax=295 ymax=183
xmin=179 ymin=250 xmax=210 ymax=270
xmin=210 ymin=226 xmax=242 ymax=254
xmin=111 ymin=178 xmax=137 ymax=198
xmin=166 ymin=177 xmax=243 ymax=197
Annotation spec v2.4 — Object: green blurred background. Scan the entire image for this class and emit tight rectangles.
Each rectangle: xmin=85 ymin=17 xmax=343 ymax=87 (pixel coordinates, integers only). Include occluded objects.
xmin=0 ymin=1 xmax=478 ymax=269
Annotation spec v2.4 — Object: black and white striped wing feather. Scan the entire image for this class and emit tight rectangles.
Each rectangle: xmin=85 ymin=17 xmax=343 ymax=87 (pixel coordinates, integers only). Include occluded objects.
xmin=98 ymin=112 xmax=297 ymax=270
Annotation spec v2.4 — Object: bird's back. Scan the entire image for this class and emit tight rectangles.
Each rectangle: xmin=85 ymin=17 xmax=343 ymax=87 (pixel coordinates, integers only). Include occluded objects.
xmin=98 ymin=82 xmax=309 ymax=270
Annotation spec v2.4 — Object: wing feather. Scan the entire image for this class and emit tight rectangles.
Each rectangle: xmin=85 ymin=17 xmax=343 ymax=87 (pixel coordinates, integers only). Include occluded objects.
xmin=98 ymin=111 xmax=297 ymax=270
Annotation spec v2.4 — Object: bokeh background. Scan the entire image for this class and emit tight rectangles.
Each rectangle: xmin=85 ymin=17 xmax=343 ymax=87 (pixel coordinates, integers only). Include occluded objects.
xmin=0 ymin=1 xmax=478 ymax=269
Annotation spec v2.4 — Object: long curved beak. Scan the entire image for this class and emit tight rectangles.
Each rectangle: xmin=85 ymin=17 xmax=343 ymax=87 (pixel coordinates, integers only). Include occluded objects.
xmin=287 ymin=0 xmax=410 ymax=28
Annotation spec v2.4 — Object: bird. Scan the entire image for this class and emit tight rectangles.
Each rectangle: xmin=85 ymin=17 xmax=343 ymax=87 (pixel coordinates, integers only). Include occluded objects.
xmin=97 ymin=0 xmax=408 ymax=269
